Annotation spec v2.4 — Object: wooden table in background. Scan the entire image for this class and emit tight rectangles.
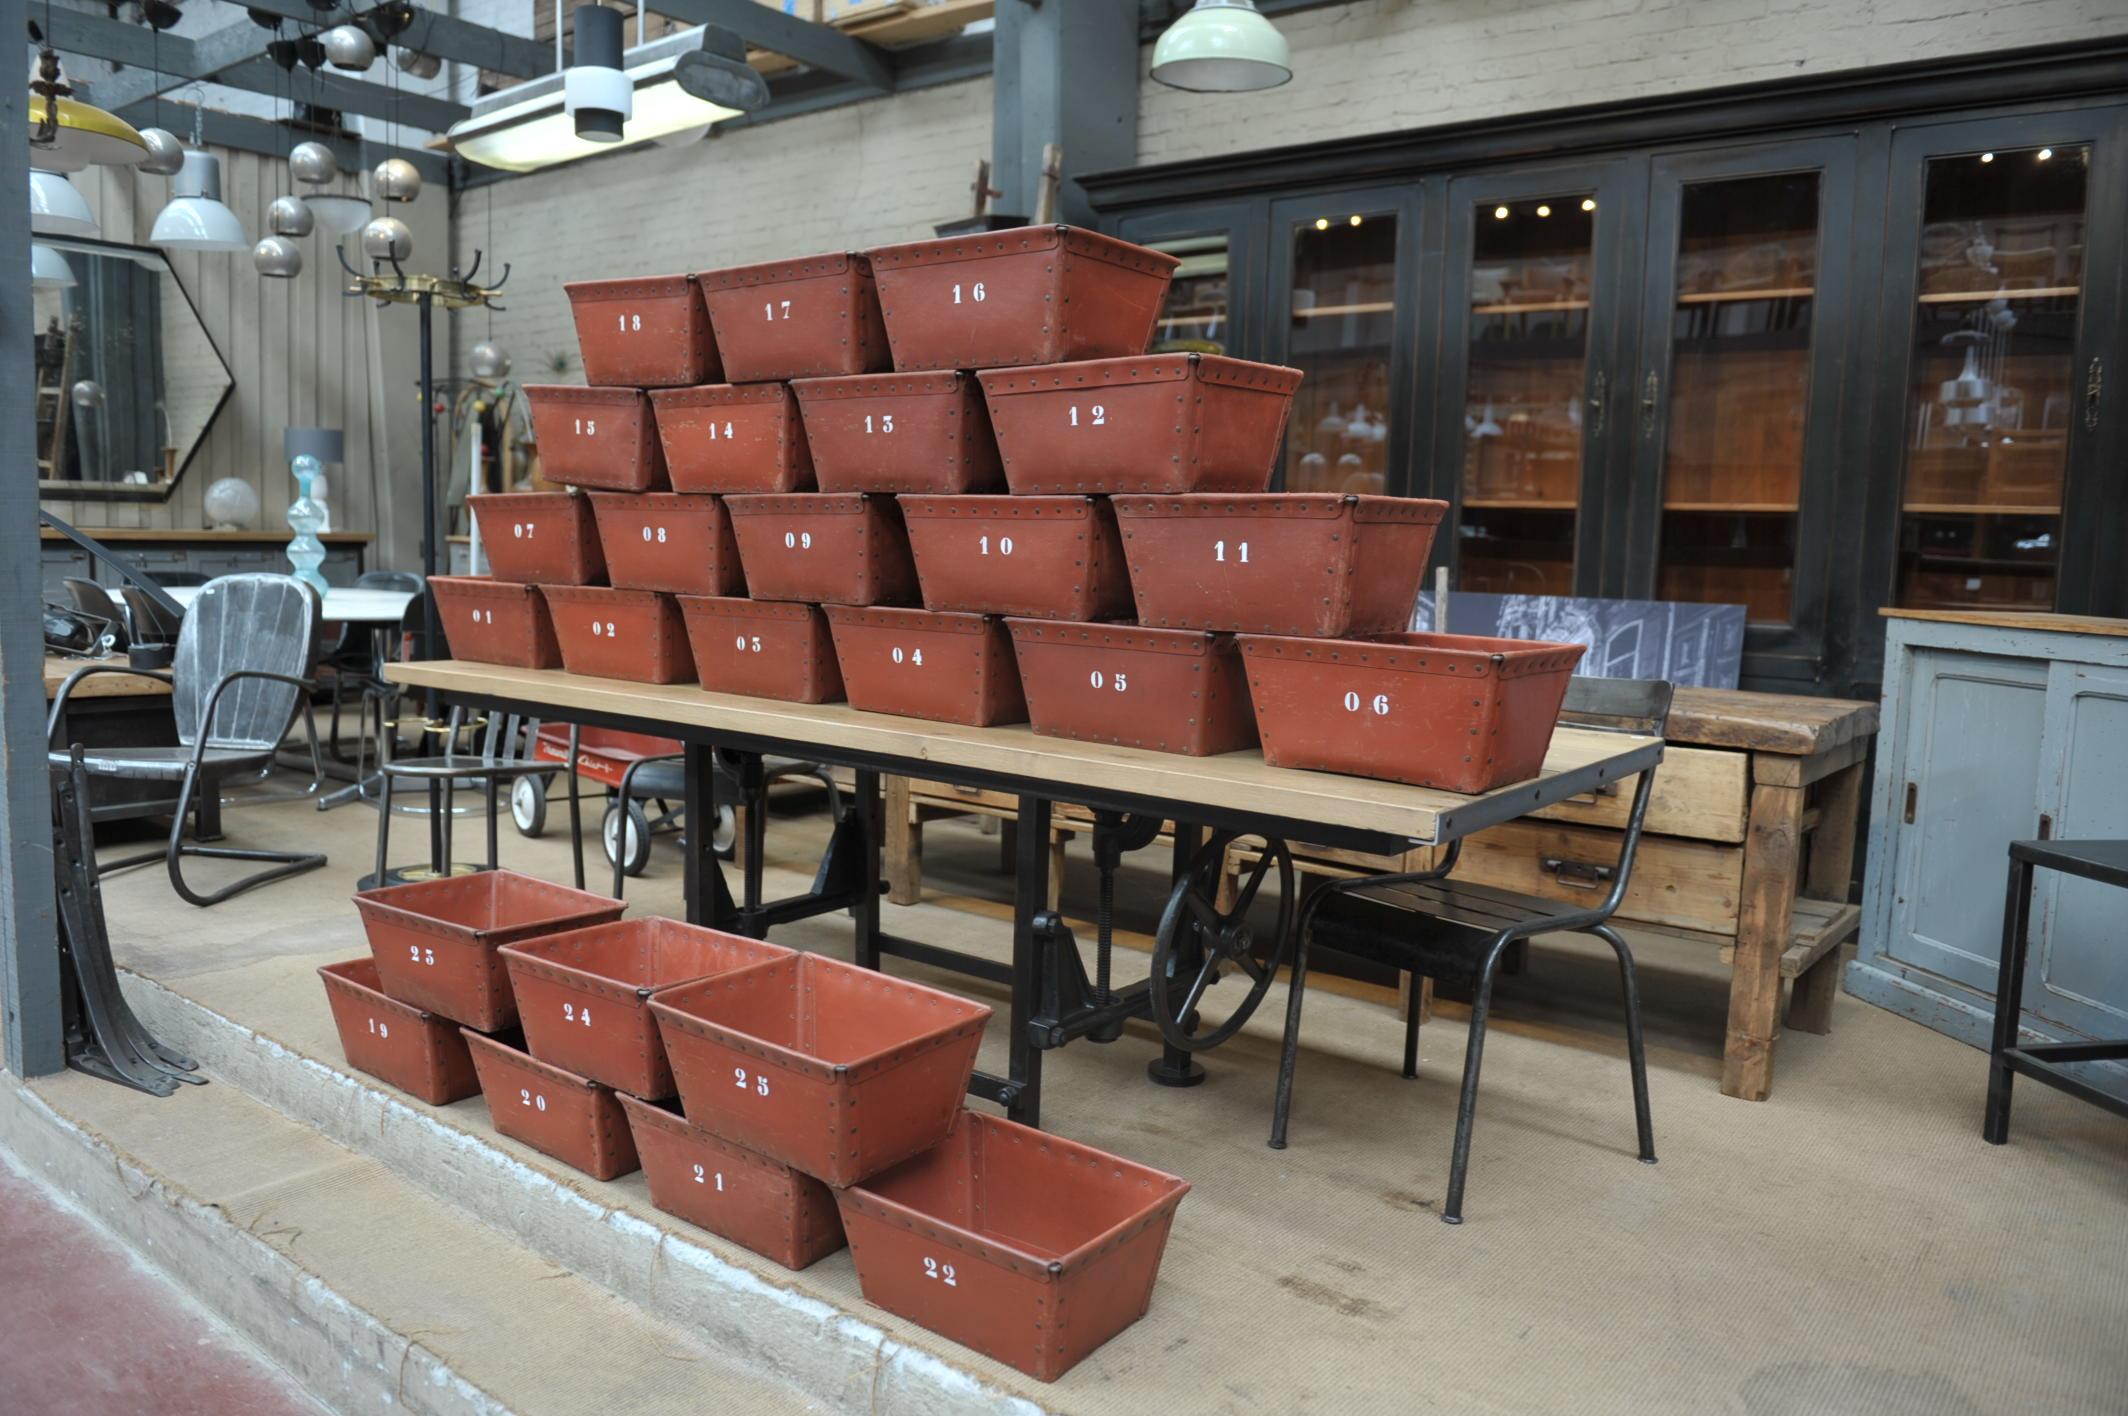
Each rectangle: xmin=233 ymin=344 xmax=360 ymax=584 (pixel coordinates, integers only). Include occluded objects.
xmin=44 ymin=656 xmax=180 ymax=824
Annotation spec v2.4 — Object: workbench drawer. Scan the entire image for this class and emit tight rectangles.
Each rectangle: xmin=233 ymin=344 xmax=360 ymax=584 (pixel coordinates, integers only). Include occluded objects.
xmin=1525 ymin=745 xmax=1749 ymax=845
xmin=1453 ymin=820 xmax=1743 ymax=937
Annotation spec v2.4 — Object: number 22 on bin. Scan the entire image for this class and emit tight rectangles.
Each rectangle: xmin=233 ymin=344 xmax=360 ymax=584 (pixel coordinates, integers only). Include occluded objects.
xmin=923 ymin=1257 xmax=958 ymax=1286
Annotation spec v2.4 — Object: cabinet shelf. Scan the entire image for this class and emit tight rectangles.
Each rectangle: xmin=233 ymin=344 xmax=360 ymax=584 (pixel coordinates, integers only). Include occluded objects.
xmin=1462 ymin=497 xmax=1578 ymax=510
xmin=1664 ymin=501 xmax=1800 ymax=513
xmin=1675 ymin=286 xmax=1816 ymax=304
xmin=1903 ymin=503 xmax=2063 ymax=516
xmin=1915 ymin=285 xmax=2082 ymax=305
xmin=1292 ymin=300 xmax=1395 ymax=319
xmin=1471 ymin=298 xmax=1592 ymax=315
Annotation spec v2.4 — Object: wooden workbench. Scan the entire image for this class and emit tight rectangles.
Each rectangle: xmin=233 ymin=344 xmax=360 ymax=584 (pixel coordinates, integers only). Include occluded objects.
xmin=43 ymin=656 xmax=172 ymax=699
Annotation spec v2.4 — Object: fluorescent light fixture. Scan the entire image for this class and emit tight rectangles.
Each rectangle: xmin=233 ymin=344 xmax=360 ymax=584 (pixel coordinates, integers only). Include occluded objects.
xmin=30 ymin=171 xmax=98 ymax=237
xmin=150 ymin=150 xmax=248 ymax=252
xmin=32 ymin=243 xmax=77 ymax=288
xmin=446 ymin=26 xmax=751 ymax=173
xmin=1151 ymin=0 xmax=1292 ymax=93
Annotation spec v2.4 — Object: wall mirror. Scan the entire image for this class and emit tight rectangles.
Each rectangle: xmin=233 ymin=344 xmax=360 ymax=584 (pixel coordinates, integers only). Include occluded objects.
xmin=33 ymin=236 xmax=232 ymax=501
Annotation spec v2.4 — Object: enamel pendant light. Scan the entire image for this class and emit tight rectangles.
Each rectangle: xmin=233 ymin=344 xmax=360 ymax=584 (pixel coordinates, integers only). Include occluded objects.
xmin=1150 ymin=0 xmax=1292 ymax=93
xmin=30 ymin=170 xmax=98 ymax=237
xmin=32 ymin=243 xmax=78 ymax=288
xmin=28 ymin=47 xmax=149 ymax=172
xmin=151 ymin=149 xmax=248 ymax=252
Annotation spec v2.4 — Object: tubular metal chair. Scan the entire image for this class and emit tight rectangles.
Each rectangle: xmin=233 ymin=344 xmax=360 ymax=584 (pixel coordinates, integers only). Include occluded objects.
xmin=62 ymin=576 xmax=127 ymax=652
xmin=375 ymin=709 xmax=586 ymax=887
xmin=46 ymin=573 xmax=330 ymax=907
xmin=324 ymin=570 xmax=426 ymax=759
xmin=118 ymin=585 xmax=184 ymax=645
xmin=1267 ymin=676 xmax=1674 ymax=1225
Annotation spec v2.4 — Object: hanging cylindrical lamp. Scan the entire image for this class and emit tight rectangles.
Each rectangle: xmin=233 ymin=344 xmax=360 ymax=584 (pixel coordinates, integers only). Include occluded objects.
xmin=1150 ymin=0 xmax=1293 ymax=92
xmin=150 ymin=149 xmax=248 ymax=252
xmin=565 ymin=5 xmax=632 ymax=144
xmin=30 ymin=171 xmax=98 ymax=238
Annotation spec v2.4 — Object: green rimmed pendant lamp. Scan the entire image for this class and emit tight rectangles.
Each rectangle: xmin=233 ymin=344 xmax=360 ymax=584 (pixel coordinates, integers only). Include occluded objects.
xmin=1151 ymin=0 xmax=1292 ymax=93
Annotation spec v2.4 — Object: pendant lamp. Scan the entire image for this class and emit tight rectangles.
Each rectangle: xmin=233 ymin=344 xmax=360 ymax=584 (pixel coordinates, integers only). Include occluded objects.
xmin=1150 ymin=0 xmax=1292 ymax=93
xmin=30 ymin=171 xmax=98 ymax=238
xmin=32 ymin=243 xmax=78 ymax=289
xmin=151 ymin=149 xmax=249 ymax=252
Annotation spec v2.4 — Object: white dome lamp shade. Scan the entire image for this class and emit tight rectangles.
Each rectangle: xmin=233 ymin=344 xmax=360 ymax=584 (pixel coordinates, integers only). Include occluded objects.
xmin=30 ymin=170 xmax=98 ymax=238
xmin=565 ymin=6 xmax=632 ymax=144
xmin=1150 ymin=0 xmax=1292 ymax=93
xmin=31 ymin=243 xmax=77 ymax=289
xmin=151 ymin=149 xmax=249 ymax=252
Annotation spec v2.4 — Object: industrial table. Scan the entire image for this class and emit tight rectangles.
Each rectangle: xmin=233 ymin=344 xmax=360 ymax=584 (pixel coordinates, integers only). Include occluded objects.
xmin=387 ymin=659 xmax=1665 ymax=1126
xmin=43 ymin=656 xmax=179 ymax=824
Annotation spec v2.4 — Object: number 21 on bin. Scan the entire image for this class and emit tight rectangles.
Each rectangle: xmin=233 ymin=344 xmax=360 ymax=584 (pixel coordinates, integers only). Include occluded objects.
xmin=733 ymin=1066 xmax=770 ymax=1096
xmin=1344 ymin=691 xmax=1391 ymax=716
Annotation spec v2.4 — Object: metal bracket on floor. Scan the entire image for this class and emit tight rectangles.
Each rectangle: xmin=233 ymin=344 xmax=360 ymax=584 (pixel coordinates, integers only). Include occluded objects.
xmin=49 ymin=749 xmax=205 ymax=1097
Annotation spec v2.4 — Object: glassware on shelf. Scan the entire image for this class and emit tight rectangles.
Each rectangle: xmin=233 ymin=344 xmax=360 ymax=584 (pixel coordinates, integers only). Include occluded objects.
xmin=1286 ymin=210 xmax=1397 ymax=493
xmin=1146 ymin=234 xmax=1231 ymax=355
xmin=1456 ymin=194 xmax=1595 ymax=594
xmin=1654 ymin=170 xmax=1820 ymax=625
xmin=1894 ymin=143 xmax=2088 ymax=610
xmin=285 ymin=454 xmax=330 ymax=594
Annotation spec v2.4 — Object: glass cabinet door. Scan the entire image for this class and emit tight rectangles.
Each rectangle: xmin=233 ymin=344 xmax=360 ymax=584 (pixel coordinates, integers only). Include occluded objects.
xmin=1629 ymin=139 xmax=1856 ymax=643
xmin=1891 ymin=137 xmax=2093 ymax=610
xmin=1271 ymin=189 xmax=1421 ymax=497
xmin=1116 ymin=200 xmax=1267 ymax=364
xmin=1437 ymin=166 xmax=1630 ymax=594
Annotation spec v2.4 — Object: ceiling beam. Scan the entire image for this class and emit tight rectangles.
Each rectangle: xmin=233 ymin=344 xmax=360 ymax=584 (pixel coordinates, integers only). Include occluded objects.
xmin=235 ymin=0 xmax=551 ymax=78
xmin=114 ymin=99 xmax=451 ymax=183
xmin=216 ymin=56 xmax=470 ymax=130
xmin=82 ymin=21 xmax=281 ymax=113
xmin=640 ymin=0 xmax=897 ymax=90
xmin=37 ymin=9 xmax=199 ymax=73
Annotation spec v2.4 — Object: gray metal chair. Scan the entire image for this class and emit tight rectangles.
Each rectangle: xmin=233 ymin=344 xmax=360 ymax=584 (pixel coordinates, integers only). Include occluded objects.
xmin=46 ymin=573 xmax=330 ymax=907
xmin=1267 ymin=675 xmax=1674 ymax=1224
xmin=62 ymin=576 xmax=126 ymax=652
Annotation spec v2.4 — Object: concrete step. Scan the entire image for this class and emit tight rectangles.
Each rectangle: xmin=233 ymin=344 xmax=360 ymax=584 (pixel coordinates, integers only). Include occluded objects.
xmin=0 ymin=1066 xmax=824 ymax=1416
xmin=112 ymin=967 xmax=1057 ymax=1416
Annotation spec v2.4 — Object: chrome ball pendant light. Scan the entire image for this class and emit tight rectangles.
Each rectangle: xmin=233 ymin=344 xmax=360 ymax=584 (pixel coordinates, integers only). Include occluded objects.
xmin=268 ymin=194 xmax=315 ymax=238
xmin=137 ymin=126 xmax=186 ymax=176
xmin=323 ymin=24 xmax=378 ymax=73
xmin=361 ymin=215 xmax=413 ymax=263
xmin=469 ymin=341 xmax=512 ymax=380
xmin=372 ymin=157 xmax=421 ymax=203
xmin=289 ymin=140 xmax=339 ymax=185
xmin=253 ymin=234 xmax=304 ymax=278
xmin=395 ymin=47 xmax=442 ymax=80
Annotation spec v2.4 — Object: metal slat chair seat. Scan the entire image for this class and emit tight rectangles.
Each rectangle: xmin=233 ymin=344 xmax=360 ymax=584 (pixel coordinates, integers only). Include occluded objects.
xmin=1269 ymin=675 xmax=1675 ymax=1226
xmin=50 ymin=745 xmax=277 ymax=782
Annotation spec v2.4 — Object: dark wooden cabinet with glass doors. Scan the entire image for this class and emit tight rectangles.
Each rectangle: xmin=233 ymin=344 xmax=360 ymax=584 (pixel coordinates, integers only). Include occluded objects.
xmin=1097 ymin=49 xmax=2128 ymax=696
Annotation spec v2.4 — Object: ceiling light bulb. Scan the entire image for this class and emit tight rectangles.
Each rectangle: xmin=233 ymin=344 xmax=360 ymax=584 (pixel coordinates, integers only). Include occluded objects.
xmin=1151 ymin=0 xmax=1292 ymax=93
xmin=2037 ymin=147 xmax=2053 ymax=161
xmin=1494 ymin=206 xmax=1510 ymax=220
xmin=1581 ymin=198 xmax=1596 ymax=211
xmin=1349 ymin=214 xmax=1362 ymax=226
xmin=1536 ymin=204 xmax=1551 ymax=217
xmin=1979 ymin=151 xmax=1995 ymax=163
xmin=1314 ymin=217 xmax=1328 ymax=231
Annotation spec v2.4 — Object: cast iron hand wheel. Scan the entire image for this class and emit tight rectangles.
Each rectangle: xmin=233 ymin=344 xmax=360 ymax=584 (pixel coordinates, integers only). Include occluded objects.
xmin=1149 ymin=833 xmax=1293 ymax=1052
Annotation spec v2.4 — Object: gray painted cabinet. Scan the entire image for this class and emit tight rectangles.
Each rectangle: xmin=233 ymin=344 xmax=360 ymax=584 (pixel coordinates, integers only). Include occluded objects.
xmin=40 ymin=537 xmax=364 ymax=600
xmin=1850 ymin=612 xmax=2128 ymax=1057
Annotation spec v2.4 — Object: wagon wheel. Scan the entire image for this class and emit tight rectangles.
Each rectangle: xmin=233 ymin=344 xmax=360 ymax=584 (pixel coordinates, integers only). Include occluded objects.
xmin=1148 ymin=833 xmax=1292 ymax=1052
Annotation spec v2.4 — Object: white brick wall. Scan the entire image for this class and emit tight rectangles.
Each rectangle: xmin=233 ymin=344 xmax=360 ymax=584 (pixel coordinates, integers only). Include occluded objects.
xmin=450 ymin=77 xmax=993 ymax=378
xmin=1138 ymin=0 xmax=2128 ymax=164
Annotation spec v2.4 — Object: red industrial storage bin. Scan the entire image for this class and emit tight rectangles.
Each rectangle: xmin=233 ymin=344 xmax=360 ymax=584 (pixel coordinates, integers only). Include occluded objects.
xmin=354 ymin=870 xmax=623 ymax=1032
xmin=586 ymin=492 xmax=745 ymax=597
xmin=790 ymin=371 xmax=1002 ymax=494
xmin=649 ymin=952 xmax=991 ymax=1187
xmin=696 ymin=251 xmax=891 ymax=383
xmin=428 ymin=577 xmax=563 ymax=670
xmin=825 ymin=606 xmax=1027 ymax=727
xmin=1007 ymin=621 xmax=1257 ymax=756
xmin=650 ymin=383 xmax=815 ymax=495
xmin=900 ymin=495 xmax=1132 ymax=621
xmin=318 ymin=957 xmax=482 ymax=1106
xmin=541 ymin=585 xmax=695 ymax=684
xmin=979 ymin=354 xmax=1303 ymax=495
xmin=464 ymin=1030 xmax=641 ymax=1181
xmin=1239 ymin=632 xmax=1588 ymax=792
xmin=676 ymin=596 xmax=845 ymax=704
xmin=724 ymin=493 xmax=919 ymax=607
xmin=868 ymin=226 xmax=1179 ymax=372
xmin=617 ymin=1094 xmax=847 ymax=1271
xmin=499 ymin=918 xmax=790 ymax=1100
xmin=468 ymin=491 xmax=606 ymax=586
xmin=1114 ymin=493 xmax=1448 ymax=635
xmin=523 ymin=385 xmax=669 ymax=492
xmin=836 ymin=1112 xmax=1190 ymax=1382
xmin=565 ymin=273 xmax=721 ymax=388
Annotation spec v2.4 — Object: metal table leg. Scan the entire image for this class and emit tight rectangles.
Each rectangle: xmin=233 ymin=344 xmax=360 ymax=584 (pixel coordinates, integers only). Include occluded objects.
xmin=1983 ymin=854 xmax=2035 ymax=1144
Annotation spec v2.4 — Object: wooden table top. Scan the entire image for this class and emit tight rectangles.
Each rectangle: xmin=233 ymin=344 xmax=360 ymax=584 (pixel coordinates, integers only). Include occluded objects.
xmin=44 ymin=657 xmax=172 ymax=700
xmin=1667 ymin=687 xmax=1878 ymax=758
xmin=389 ymin=659 xmax=1664 ymax=848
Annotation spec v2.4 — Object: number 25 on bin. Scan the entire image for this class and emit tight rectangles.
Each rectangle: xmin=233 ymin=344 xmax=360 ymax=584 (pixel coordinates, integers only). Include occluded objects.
xmin=733 ymin=1066 xmax=770 ymax=1097
xmin=1343 ymin=691 xmax=1391 ymax=716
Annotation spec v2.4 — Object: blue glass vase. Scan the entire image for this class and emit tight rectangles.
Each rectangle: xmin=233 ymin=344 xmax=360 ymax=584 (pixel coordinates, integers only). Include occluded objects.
xmin=285 ymin=455 xmax=330 ymax=594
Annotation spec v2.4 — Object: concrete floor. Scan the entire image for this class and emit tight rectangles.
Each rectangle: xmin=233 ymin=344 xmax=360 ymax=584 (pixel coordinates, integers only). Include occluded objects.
xmin=47 ymin=778 xmax=2128 ymax=1413
xmin=0 ymin=1147 xmax=330 ymax=1416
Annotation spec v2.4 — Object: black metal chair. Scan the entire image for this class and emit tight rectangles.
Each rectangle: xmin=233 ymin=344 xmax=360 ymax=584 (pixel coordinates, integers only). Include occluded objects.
xmin=62 ymin=576 xmax=127 ymax=652
xmin=46 ymin=573 xmax=330 ymax=907
xmin=324 ymin=570 xmax=426 ymax=759
xmin=374 ymin=708 xmax=586 ymax=887
xmin=117 ymin=585 xmax=184 ymax=645
xmin=1268 ymin=675 xmax=1674 ymax=1225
